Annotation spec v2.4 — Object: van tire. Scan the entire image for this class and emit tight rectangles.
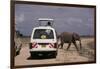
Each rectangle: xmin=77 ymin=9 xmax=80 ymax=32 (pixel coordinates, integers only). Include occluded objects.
xmin=16 ymin=51 xmax=20 ymax=55
xmin=53 ymin=55 xmax=56 ymax=58
xmin=30 ymin=53 xmax=34 ymax=57
xmin=52 ymin=52 xmax=57 ymax=58
xmin=30 ymin=52 xmax=37 ymax=58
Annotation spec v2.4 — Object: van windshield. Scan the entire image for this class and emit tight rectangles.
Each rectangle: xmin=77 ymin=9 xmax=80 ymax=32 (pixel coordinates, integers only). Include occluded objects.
xmin=33 ymin=29 xmax=54 ymax=39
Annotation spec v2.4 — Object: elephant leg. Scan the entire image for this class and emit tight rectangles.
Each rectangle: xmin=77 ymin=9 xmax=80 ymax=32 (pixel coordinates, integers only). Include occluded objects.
xmin=60 ymin=42 xmax=64 ymax=49
xmin=58 ymin=43 xmax=61 ymax=48
xmin=79 ymin=39 xmax=82 ymax=50
xmin=72 ymin=41 xmax=79 ymax=51
xmin=66 ymin=42 xmax=71 ymax=50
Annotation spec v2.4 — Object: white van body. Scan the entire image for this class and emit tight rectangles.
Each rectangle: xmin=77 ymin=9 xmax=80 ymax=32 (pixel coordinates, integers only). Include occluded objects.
xmin=29 ymin=25 xmax=58 ymax=58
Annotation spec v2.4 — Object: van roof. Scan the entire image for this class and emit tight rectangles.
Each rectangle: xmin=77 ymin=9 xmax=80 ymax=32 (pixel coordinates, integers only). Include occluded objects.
xmin=38 ymin=18 xmax=54 ymax=21
xmin=33 ymin=26 xmax=55 ymax=30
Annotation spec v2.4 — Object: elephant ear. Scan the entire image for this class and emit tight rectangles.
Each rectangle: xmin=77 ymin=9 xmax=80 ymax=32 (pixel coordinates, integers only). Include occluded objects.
xmin=72 ymin=32 xmax=80 ymax=40
xmin=72 ymin=32 xmax=75 ymax=40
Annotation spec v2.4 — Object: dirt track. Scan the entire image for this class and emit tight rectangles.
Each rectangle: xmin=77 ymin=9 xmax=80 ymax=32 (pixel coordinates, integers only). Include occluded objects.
xmin=15 ymin=37 xmax=95 ymax=66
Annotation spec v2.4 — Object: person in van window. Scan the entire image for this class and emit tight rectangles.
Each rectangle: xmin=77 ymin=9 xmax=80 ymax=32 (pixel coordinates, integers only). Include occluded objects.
xmin=46 ymin=21 xmax=51 ymax=26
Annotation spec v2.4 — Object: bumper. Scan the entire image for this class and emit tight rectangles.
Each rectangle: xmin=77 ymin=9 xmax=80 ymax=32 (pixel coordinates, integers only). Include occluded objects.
xmin=30 ymin=51 xmax=57 ymax=57
xmin=30 ymin=48 xmax=57 ymax=52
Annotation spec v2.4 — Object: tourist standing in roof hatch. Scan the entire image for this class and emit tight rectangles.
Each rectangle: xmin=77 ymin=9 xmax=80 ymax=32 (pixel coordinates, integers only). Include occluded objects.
xmin=46 ymin=22 xmax=52 ymax=26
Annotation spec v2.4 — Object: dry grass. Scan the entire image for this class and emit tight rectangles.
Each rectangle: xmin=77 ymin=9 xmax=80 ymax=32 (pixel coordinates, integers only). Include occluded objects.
xmin=79 ymin=40 xmax=95 ymax=61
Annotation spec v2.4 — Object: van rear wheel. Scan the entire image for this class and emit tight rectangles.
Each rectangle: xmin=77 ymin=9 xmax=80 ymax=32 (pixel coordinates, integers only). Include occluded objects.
xmin=30 ymin=52 xmax=35 ymax=57
xmin=16 ymin=51 xmax=20 ymax=56
xmin=51 ymin=51 xmax=57 ymax=58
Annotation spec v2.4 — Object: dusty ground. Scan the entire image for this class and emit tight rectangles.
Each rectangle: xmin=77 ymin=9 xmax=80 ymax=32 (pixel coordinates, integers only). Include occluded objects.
xmin=15 ymin=37 xmax=95 ymax=67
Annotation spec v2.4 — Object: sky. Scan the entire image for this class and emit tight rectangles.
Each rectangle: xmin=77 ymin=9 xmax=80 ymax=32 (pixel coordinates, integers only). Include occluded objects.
xmin=15 ymin=4 xmax=95 ymax=36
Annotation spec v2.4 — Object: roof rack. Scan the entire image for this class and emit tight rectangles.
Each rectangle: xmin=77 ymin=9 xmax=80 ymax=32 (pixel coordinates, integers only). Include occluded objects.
xmin=38 ymin=18 xmax=54 ymax=21
xmin=37 ymin=18 xmax=54 ymax=27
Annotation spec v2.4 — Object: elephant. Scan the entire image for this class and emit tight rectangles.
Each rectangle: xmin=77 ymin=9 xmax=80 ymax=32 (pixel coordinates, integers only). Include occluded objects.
xmin=58 ymin=32 xmax=82 ymax=51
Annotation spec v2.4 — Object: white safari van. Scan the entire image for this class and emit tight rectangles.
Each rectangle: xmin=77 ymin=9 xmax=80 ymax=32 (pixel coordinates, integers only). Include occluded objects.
xmin=29 ymin=18 xmax=58 ymax=58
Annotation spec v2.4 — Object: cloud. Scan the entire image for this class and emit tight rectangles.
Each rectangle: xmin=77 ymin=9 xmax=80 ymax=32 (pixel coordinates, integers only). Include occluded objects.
xmin=67 ymin=17 xmax=82 ymax=24
xmin=66 ymin=17 xmax=83 ymax=27
xmin=15 ymin=13 xmax=24 ymax=24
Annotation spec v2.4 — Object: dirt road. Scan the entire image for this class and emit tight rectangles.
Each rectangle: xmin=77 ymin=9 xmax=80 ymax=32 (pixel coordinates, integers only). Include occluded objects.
xmin=15 ymin=37 xmax=95 ymax=66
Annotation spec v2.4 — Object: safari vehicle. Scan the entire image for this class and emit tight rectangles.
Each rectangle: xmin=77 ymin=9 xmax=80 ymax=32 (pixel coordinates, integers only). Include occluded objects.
xmin=29 ymin=18 xmax=58 ymax=58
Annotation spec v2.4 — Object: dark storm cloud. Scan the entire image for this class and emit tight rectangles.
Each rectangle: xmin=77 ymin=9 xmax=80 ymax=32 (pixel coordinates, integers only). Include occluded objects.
xmin=15 ymin=4 xmax=94 ymax=36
